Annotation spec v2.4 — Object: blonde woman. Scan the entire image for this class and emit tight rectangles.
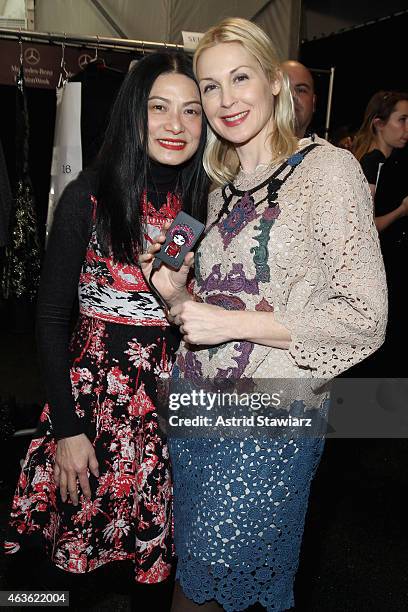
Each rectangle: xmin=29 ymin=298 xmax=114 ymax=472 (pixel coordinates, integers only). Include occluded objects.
xmin=143 ymin=18 xmax=387 ymax=612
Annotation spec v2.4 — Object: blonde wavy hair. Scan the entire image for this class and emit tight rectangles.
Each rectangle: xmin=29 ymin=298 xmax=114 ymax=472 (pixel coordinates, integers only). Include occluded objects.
xmin=193 ymin=17 xmax=297 ymax=186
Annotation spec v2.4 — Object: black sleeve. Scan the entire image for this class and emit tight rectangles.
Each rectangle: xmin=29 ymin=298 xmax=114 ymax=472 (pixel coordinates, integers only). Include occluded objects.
xmin=36 ymin=172 xmax=95 ymax=439
xmin=360 ymin=150 xmax=384 ymax=185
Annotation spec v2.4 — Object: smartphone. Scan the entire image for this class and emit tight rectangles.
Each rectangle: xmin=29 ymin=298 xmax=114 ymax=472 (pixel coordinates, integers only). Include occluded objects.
xmin=154 ymin=211 xmax=205 ymax=270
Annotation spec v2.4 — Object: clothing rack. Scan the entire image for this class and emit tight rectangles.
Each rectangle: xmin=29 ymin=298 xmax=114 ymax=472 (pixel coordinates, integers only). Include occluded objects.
xmin=0 ymin=27 xmax=184 ymax=54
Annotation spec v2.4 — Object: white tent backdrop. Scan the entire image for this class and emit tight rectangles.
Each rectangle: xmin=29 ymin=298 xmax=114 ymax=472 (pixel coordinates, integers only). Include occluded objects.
xmin=254 ymin=0 xmax=301 ymax=60
xmin=34 ymin=0 xmax=301 ymax=60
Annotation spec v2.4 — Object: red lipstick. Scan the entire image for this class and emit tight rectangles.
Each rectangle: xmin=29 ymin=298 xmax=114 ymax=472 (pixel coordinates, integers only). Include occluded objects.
xmin=221 ymin=110 xmax=249 ymax=127
xmin=157 ymin=139 xmax=186 ymax=150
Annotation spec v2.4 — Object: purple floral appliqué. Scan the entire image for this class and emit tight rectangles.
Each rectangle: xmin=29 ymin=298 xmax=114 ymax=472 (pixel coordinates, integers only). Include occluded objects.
xmin=262 ymin=204 xmax=281 ymax=221
xmin=218 ymin=192 xmax=258 ymax=248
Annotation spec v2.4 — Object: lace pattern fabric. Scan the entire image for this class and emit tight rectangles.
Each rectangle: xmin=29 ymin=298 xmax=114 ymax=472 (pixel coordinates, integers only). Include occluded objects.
xmin=184 ymin=145 xmax=387 ymax=384
xmin=171 ymin=145 xmax=387 ymax=610
xmin=171 ymin=434 xmax=326 ymax=611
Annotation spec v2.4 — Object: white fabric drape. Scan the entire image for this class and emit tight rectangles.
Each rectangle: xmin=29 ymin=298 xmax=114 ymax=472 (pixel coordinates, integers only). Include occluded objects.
xmin=46 ymin=82 xmax=82 ymax=242
xmin=35 ymin=0 xmax=272 ymax=44
xmin=253 ymin=0 xmax=302 ymax=60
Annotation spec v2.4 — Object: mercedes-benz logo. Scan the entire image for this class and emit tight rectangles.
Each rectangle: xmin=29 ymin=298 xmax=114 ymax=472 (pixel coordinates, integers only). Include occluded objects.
xmin=78 ymin=53 xmax=92 ymax=69
xmin=24 ymin=47 xmax=40 ymax=65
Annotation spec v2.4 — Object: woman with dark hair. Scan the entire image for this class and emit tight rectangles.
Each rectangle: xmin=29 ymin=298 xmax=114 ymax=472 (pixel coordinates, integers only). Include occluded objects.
xmin=353 ymin=91 xmax=408 ymax=375
xmin=353 ymin=90 xmax=408 ymax=231
xmin=4 ymin=52 xmax=208 ymax=592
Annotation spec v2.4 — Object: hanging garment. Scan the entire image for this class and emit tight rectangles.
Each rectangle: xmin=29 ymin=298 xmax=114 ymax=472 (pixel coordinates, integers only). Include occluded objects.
xmin=46 ymin=82 xmax=82 ymax=241
xmin=71 ymin=61 xmax=125 ymax=168
xmin=1 ymin=65 xmax=40 ymax=301
xmin=0 ymin=137 xmax=12 ymax=248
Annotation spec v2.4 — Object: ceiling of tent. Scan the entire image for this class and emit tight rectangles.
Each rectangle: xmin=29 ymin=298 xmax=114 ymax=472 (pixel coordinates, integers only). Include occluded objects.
xmin=34 ymin=0 xmax=271 ymax=44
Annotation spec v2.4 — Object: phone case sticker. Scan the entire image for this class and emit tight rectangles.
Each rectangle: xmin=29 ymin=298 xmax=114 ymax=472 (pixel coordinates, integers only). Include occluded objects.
xmin=164 ymin=224 xmax=195 ymax=259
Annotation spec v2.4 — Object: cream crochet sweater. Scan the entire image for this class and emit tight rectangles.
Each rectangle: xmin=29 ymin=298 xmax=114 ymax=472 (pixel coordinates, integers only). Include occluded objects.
xmin=175 ymin=143 xmax=387 ymax=393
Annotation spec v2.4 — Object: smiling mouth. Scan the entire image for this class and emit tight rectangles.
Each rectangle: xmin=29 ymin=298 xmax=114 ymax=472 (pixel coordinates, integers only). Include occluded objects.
xmin=221 ymin=111 xmax=249 ymax=126
xmin=157 ymin=139 xmax=187 ymax=150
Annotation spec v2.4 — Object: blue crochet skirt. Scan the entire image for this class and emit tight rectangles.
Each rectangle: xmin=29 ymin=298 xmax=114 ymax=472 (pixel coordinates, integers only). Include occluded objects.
xmin=169 ymin=434 xmax=325 ymax=611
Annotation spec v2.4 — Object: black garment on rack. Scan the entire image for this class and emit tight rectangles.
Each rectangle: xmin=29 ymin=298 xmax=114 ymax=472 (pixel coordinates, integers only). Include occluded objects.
xmin=1 ymin=66 xmax=40 ymax=301
xmin=71 ymin=62 xmax=126 ymax=168
xmin=0 ymin=137 xmax=12 ymax=248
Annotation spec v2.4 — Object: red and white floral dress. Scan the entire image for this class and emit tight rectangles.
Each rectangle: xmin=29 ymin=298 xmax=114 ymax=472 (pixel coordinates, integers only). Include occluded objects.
xmin=5 ymin=171 xmax=181 ymax=583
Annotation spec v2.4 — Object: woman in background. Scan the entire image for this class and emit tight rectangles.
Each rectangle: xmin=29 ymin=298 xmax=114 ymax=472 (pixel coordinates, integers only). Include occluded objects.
xmin=354 ymin=91 xmax=408 ymax=376
xmin=353 ymin=90 xmax=408 ymax=229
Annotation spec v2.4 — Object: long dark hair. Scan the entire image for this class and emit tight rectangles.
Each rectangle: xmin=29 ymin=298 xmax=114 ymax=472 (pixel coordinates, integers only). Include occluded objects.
xmin=353 ymin=90 xmax=408 ymax=161
xmin=94 ymin=52 xmax=209 ymax=263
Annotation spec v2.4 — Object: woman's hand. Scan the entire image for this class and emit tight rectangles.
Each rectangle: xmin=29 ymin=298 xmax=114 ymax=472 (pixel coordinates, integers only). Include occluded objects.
xmin=139 ymin=226 xmax=194 ymax=308
xmin=376 ymin=194 xmax=408 ymax=232
xmin=171 ymin=302 xmax=292 ymax=349
xmin=54 ymin=433 xmax=99 ymax=505
xmin=400 ymin=195 xmax=408 ymax=216
xmin=170 ymin=301 xmax=233 ymax=345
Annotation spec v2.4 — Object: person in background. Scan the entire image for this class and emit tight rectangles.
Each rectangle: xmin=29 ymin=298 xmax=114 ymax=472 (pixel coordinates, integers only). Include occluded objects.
xmin=353 ymin=90 xmax=408 ymax=376
xmin=142 ymin=18 xmax=387 ymax=612
xmin=4 ymin=52 xmax=208 ymax=605
xmin=331 ymin=125 xmax=355 ymax=151
xmin=353 ymin=91 xmax=408 ymax=227
xmin=281 ymin=60 xmax=316 ymax=138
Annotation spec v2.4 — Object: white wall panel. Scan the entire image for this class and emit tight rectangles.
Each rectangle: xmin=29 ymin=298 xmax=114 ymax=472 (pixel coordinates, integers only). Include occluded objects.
xmin=33 ymin=0 xmax=271 ymax=44
xmin=170 ymin=0 xmax=268 ymax=43
xmin=102 ymin=0 xmax=169 ymax=41
xmin=254 ymin=0 xmax=302 ymax=61
xmin=35 ymin=0 xmax=117 ymax=36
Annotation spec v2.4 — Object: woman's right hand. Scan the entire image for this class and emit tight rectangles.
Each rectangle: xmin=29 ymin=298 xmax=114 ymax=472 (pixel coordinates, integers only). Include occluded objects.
xmin=139 ymin=227 xmax=194 ymax=308
xmin=54 ymin=433 xmax=99 ymax=505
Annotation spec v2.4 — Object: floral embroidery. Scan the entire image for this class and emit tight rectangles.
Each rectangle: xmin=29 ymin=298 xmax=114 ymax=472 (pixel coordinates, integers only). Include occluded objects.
xmin=218 ymin=193 xmax=258 ymax=248
xmin=6 ymin=317 xmax=178 ymax=583
xmin=250 ymin=217 xmax=277 ymax=283
xmin=198 ymin=263 xmax=258 ymax=296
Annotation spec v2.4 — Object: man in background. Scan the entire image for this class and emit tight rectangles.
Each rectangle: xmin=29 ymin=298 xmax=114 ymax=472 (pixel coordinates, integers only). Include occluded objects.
xmin=281 ymin=60 xmax=316 ymax=138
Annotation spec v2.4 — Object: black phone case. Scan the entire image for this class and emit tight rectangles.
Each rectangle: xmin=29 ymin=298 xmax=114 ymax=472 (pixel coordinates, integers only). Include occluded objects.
xmin=154 ymin=211 xmax=205 ymax=270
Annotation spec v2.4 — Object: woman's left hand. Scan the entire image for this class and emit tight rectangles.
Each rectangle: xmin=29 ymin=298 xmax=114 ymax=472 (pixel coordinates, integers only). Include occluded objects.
xmin=170 ymin=301 xmax=232 ymax=345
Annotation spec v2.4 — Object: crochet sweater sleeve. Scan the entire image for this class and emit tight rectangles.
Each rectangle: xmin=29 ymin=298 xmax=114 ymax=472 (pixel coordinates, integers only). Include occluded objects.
xmin=274 ymin=148 xmax=388 ymax=385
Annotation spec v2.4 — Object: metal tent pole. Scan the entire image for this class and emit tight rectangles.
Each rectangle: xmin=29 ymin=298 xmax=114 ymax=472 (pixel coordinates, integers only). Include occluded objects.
xmin=0 ymin=27 xmax=183 ymax=52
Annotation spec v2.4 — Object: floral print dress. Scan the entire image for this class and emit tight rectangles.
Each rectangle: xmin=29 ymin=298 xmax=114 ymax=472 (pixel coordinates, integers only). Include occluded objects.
xmin=5 ymin=174 xmax=181 ymax=583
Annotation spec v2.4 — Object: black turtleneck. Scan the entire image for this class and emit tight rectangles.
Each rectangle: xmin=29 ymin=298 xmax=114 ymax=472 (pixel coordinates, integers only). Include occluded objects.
xmin=36 ymin=163 xmax=182 ymax=440
xmin=146 ymin=158 xmax=182 ymax=210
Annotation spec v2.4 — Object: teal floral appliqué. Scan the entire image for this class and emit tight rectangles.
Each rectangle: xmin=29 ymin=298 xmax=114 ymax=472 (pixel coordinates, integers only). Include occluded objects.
xmin=250 ymin=203 xmax=281 ymax=283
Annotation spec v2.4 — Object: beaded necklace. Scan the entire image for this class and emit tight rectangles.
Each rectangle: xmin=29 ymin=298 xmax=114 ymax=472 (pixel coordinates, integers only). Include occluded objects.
xmin=210 ymin=143 xmax=319 ymax=230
